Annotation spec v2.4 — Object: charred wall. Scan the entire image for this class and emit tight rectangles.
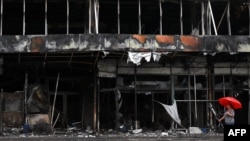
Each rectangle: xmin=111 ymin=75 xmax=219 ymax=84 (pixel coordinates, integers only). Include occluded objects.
xmin=0 ymin=91 xmax=24 ymax=127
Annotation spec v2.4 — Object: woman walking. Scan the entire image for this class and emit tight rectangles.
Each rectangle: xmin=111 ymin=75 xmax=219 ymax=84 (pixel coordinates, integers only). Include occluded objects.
xmin=218 ymin=104 xmax=235 ymax=125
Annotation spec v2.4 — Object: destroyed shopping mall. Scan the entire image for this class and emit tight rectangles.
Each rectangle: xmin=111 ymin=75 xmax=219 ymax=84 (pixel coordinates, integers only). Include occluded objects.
xmin=0 ymin=0 xmax=249 ymax=140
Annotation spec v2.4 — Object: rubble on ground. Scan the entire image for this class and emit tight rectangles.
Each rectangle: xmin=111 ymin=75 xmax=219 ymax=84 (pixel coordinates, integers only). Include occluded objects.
xmin=0 ymin=125 xmax=223 ymax=139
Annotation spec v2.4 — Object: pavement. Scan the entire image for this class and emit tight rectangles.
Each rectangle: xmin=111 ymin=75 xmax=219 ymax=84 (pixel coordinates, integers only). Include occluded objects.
xmin=0 ymin=131 xmax=224 ymax=141
xmin=0 ymin=125 xmax=225 ymax=141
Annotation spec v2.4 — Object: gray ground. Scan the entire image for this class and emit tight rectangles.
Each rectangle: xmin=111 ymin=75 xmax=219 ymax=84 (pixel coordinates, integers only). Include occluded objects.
xmin=0 ymin=127 xmax=223 ymax=141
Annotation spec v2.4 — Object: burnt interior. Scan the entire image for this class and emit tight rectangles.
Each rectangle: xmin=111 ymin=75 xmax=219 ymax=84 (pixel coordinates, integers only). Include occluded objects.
xmin=1 ymin=0 xmax=249 ymax=35
xmin=0 ymin=52 xmax=249 ymax=133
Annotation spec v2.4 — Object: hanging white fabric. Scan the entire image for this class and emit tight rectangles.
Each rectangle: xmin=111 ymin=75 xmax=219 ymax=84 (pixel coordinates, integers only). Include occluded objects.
xmin=127 ymin=52 xmax=164 ymax=65
xmin=154 ymin=100 xmax=183 ymax=127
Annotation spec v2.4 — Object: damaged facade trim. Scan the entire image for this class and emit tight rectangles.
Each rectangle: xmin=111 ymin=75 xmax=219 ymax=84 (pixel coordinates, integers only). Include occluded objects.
xmin=0 ymin=34 xmax=249 ymax=53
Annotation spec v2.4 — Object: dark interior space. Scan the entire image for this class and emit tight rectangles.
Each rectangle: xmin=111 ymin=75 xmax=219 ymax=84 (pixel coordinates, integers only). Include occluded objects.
xmin=0 ymin=0 xmax=248 ymax=35
xmin=0 ymin=51 xmax=249 ymax=135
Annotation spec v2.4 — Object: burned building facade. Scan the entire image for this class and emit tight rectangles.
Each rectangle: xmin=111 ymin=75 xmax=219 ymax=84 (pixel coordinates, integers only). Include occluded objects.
xmin=0 ymin=0 xmax=249 ymax=136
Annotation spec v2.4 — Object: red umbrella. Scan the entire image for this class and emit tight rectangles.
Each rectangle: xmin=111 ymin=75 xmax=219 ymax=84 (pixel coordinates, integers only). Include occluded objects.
xmin=218 ymin=96 xmax=242 ymax=109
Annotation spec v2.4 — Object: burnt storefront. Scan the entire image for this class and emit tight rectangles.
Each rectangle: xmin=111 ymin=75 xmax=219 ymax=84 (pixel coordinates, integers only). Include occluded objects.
xmin=0 ymin=0 xmax=249 ymax=139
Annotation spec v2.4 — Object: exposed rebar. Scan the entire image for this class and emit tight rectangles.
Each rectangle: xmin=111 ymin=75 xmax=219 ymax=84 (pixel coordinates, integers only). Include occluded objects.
xmin=117 ymin=0 xmax=120 ymax=34
xmin=23 ymin=0 xmax=26 ymax=35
